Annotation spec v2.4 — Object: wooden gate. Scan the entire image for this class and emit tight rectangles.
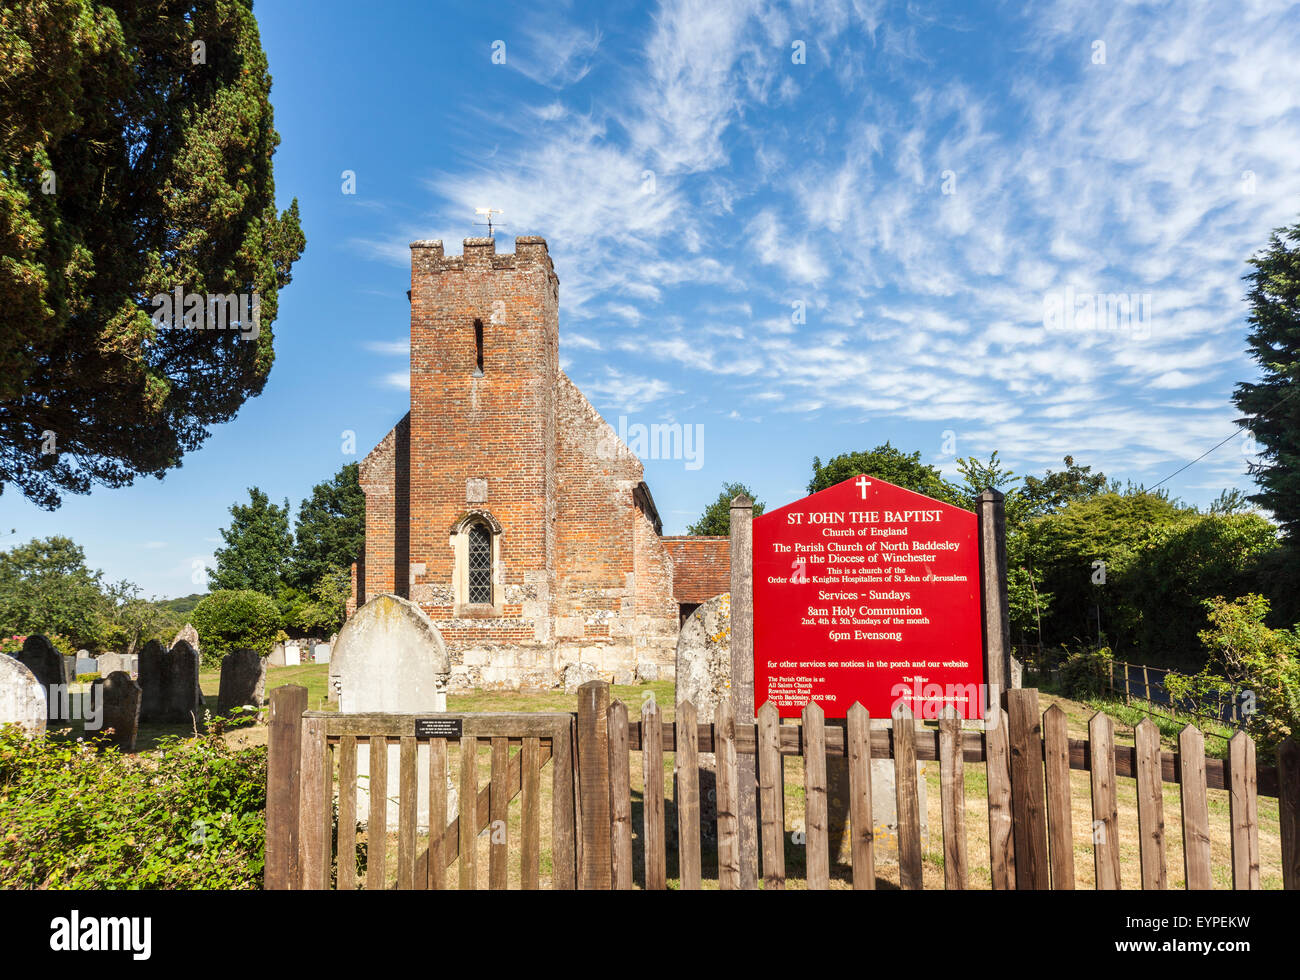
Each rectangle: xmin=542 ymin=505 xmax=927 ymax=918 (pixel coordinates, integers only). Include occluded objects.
xmin=265 ymin=688 xmax=575 ymax=889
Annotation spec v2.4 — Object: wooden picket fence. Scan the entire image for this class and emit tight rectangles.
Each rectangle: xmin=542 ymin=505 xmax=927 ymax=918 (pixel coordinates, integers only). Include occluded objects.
xmin=265 ymin=682 xmax=1300 ymax=890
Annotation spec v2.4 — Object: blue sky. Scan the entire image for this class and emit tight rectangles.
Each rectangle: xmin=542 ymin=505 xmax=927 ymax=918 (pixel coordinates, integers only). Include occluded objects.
xmin=4 ymin=0 xmax=1300 ymax=599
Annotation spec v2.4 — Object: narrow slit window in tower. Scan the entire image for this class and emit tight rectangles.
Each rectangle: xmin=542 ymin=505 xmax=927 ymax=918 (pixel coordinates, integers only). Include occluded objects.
xmin=474 ymin=319 xmax=484 ymax=376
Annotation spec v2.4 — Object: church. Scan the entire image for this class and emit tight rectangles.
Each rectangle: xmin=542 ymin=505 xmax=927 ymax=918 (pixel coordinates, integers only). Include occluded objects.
xmin=347 ymin=235 xmax=730 ymax=690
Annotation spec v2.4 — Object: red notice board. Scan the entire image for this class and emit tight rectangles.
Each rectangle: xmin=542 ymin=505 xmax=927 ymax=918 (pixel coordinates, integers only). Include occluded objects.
xmin=753 ymin=475 xmax=985 ymax=719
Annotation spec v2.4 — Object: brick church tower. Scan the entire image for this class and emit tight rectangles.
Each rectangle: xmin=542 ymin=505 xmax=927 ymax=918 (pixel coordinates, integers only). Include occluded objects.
xmin=352 ymin=236 xmax=730 ymax=691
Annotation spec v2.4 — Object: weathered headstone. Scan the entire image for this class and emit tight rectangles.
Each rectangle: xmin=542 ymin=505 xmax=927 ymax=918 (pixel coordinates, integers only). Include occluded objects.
xmin=217 ymin=648 xmax=266 ymax=715
xmin=139 ymin=639 xmax=204 ymax=725
xmin=562 ymin=661 xmax=599 ymax=694
xmin=283 ymin=643 xmax=301 ymax=667
xmin=0 ymin=655 xmax=46 ymax=735
xmin=97 ymin=652 xmax=134 ymax=676
xmin=312 ymin=642 xmax=331 ymax=664
xmin=268 ymin=642 xmax=286 ymax=667
xmin=92 ymin=671 xmax=141 ymax=751
xmin=75 ymin=655 xmax=98 ymax=676
xmin=334 ymin=593 xmax=453 ymax=828
xmin=675 ymin=593 xmax=732 ymax=723
xmin=63 ymin=655 xmax=76 ymax=683
xmin=168 ymin=639 xmax=205 ymax=724
xmin=635 ymin=662 xmax=659 ymax=683
xmin=137 ymin=639 xmax=166 ymax=721
xmin=17 ymin=635 xmax=64 ymax=697
xmin=172 ymin=623 xmax=201 ymax=660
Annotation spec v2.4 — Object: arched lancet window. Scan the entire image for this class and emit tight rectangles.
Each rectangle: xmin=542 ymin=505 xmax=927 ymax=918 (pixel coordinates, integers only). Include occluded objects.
xmin=467 ymin=522 xmax=492 ymax=604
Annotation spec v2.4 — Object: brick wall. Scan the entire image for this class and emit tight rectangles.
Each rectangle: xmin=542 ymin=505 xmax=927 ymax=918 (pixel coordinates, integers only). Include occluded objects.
xmin=661 ymin=536 xmax=731 ymax=603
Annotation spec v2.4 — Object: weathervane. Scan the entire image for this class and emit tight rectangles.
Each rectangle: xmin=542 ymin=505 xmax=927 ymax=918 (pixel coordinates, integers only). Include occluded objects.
xmin=474 ymin=207 xmax=505 ymax=238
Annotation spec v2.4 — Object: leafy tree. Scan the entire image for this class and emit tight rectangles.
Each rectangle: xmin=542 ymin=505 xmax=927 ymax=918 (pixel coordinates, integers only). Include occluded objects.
xmin=289 ymin=463 xmax=364 ymax=590
xmin=1021 ymin=456 xmax=1111 ymax=517
xmin=190 ymin=588 xmax=280 ymax=666
xmin=209 ymin=488 xmax=293 ymax=595
xmin=687 ymin=482 xmax=765 ymax=535
xmin=0 ymin=0 xmax=305 ymax=509
xmin=1234 ymin=217 xmax=1300 ymax=539
xmin=98 ymin=579 xmax=187 ymax=654
xmin=809 ymin=443 xmax=962 ymax=505
xmin=0 ymin=536 xmax=105 ymax=646
xmin=1167 ymin=595 xmax=1299 ymax=752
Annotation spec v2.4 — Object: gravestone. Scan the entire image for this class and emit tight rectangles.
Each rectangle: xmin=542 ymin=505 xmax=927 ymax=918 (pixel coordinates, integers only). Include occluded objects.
xmin=217 ymin=648 xmax=266 ymax=716
xmin=562 ymin=661 xmax=599 ymax=694
xmin=268 ymin=643 xmax=286 ymax=667
xmin=172 ymin=623 xmax=201 ymax=660
xmin=17 ymin=635 xmax=64 ymax=698
xmin=137 ymin=640 xmax=166 ymax=721
xmin=283 ymin=643 xmax=301 ymax=667
xmin=63 ymin=655 xmax=76 ymax=683
xmin=168 ymin=639 xmax=205 ymax=724
xmin=75 ymin=655 xmax=98 ymax=676
xmin=312 ymin=642 xmax=331 ymax=664
xmin=92 ymin=671 xmax=141 ymax=751
xmin=0 ymin=655 xmax=46 ymax=735
xmin=334 ymin=593 xmax=453 ymax=829
xmin=97 ymin=652 xmax=134 ymax=676
xmin=139 ymin=639 xmax=205 ymax=725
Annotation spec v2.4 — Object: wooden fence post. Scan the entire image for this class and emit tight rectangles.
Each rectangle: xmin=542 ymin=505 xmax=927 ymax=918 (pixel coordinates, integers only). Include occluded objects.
xmin=977 ymin=489 xmax=1012 ymax=703
xmin=716 ymin=700 xmax=743 ymax=890
xmin=576 ymin=680 xmax=612 ymax=890
xmin=1178 ymin=725 xmax=1212 ymax=890
xmin=754 ymin=701 xmax=783 ymax=890
xmin=985 ymin=707 xmax=1016 ymax=889
xmin=1278 ymin=738 xmax=1300 ymax=890
xmin=1088 ymin=712 xmax=1120 ymax=890
xmin=802 ymin=702 xmax=829 ymax=890
xmin=1042 ymin=704 xmax=1074 ymax=890
xmin=642 ymin=698 xmax=667 ymax=890
xmin=1134 ymin=718 xmax=1167 ymax=890
xmin=939 ymin=707 xmax=968 ymax=890
xmin=675 ymin=699 xmax=702 ymax=890
xmin=1007 ymin=689 xmax=1049 ymax=890
xmin=298 ymin=715 xmax=331 ymax=890
xmin=729 ymin=492 xmax=759 ymax=889
xmin=608 ymin=700 xmax=634 ymax=890
xmin=893 ymin=704 xmax=922 ymax=890
xmin=265 ymin=684 xmax=307 ymax=890
xmin=846 ymin=702 xmax=874 ymax=890
xmin=1228 ymin=731 xmax=1261 ymax=890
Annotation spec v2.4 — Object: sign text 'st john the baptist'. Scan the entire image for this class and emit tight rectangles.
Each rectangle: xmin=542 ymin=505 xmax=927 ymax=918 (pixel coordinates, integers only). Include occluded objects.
xmin=754 ymin=475 xmax=985 ymax=719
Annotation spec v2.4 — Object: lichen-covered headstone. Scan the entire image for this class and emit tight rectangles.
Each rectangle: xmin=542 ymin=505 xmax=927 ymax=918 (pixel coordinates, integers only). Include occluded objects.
xmin=334 ymin=593 xmax=453 ymax=828
xmin=217 ymin=648 xmax=266 ymax=715
xmin=0 ymin=655 xmax=46 ymax=735
xmin=675 ymin=594 xmax=732 ymax=724
xmin=92 ymin=671 xmax=141 ymax=751
xmin=562 ymin=661 xmax=599 ymax=694
xmin=17 ymin=634 xmax=64 ymax=696
xmin=172 ymin=623 xmax=201 ymax=660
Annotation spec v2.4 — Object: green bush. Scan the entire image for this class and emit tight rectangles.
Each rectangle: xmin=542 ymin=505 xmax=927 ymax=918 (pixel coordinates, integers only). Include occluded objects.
xmin=0 ymin=725 xmax=266 ymax=888
xmin=1058 ymin=644 xmax=1114 ymax=699
xmin=190 ymin=589 xmax=280 ymax=668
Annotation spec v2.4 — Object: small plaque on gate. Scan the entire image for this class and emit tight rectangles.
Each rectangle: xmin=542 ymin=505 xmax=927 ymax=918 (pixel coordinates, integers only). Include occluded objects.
xmin=415 ymin=717 xmax=462 ymax=738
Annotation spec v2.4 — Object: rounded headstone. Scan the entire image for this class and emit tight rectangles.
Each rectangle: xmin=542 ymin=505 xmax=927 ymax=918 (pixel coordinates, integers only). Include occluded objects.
xmin=0 ymin=655 xmax=46 ymax=735
xmin=92 ymin=671 xmax=142 ymax=751
xmin=17 ymin=634 xmax=64 ymax=693
xmin=334 ymin=593 xmax=450 ymax=713
xmin=217 ymin=648 xmax=266 ymax=714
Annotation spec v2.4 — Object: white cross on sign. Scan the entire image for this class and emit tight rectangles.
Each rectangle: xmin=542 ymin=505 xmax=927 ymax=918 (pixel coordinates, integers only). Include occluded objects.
xmin=856 ymin=476 xmax=872 ymax=498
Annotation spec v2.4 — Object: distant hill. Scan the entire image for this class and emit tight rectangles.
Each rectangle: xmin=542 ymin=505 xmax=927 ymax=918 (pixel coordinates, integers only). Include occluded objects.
xmin=157 ymin=593 xmax=206 ymax=616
